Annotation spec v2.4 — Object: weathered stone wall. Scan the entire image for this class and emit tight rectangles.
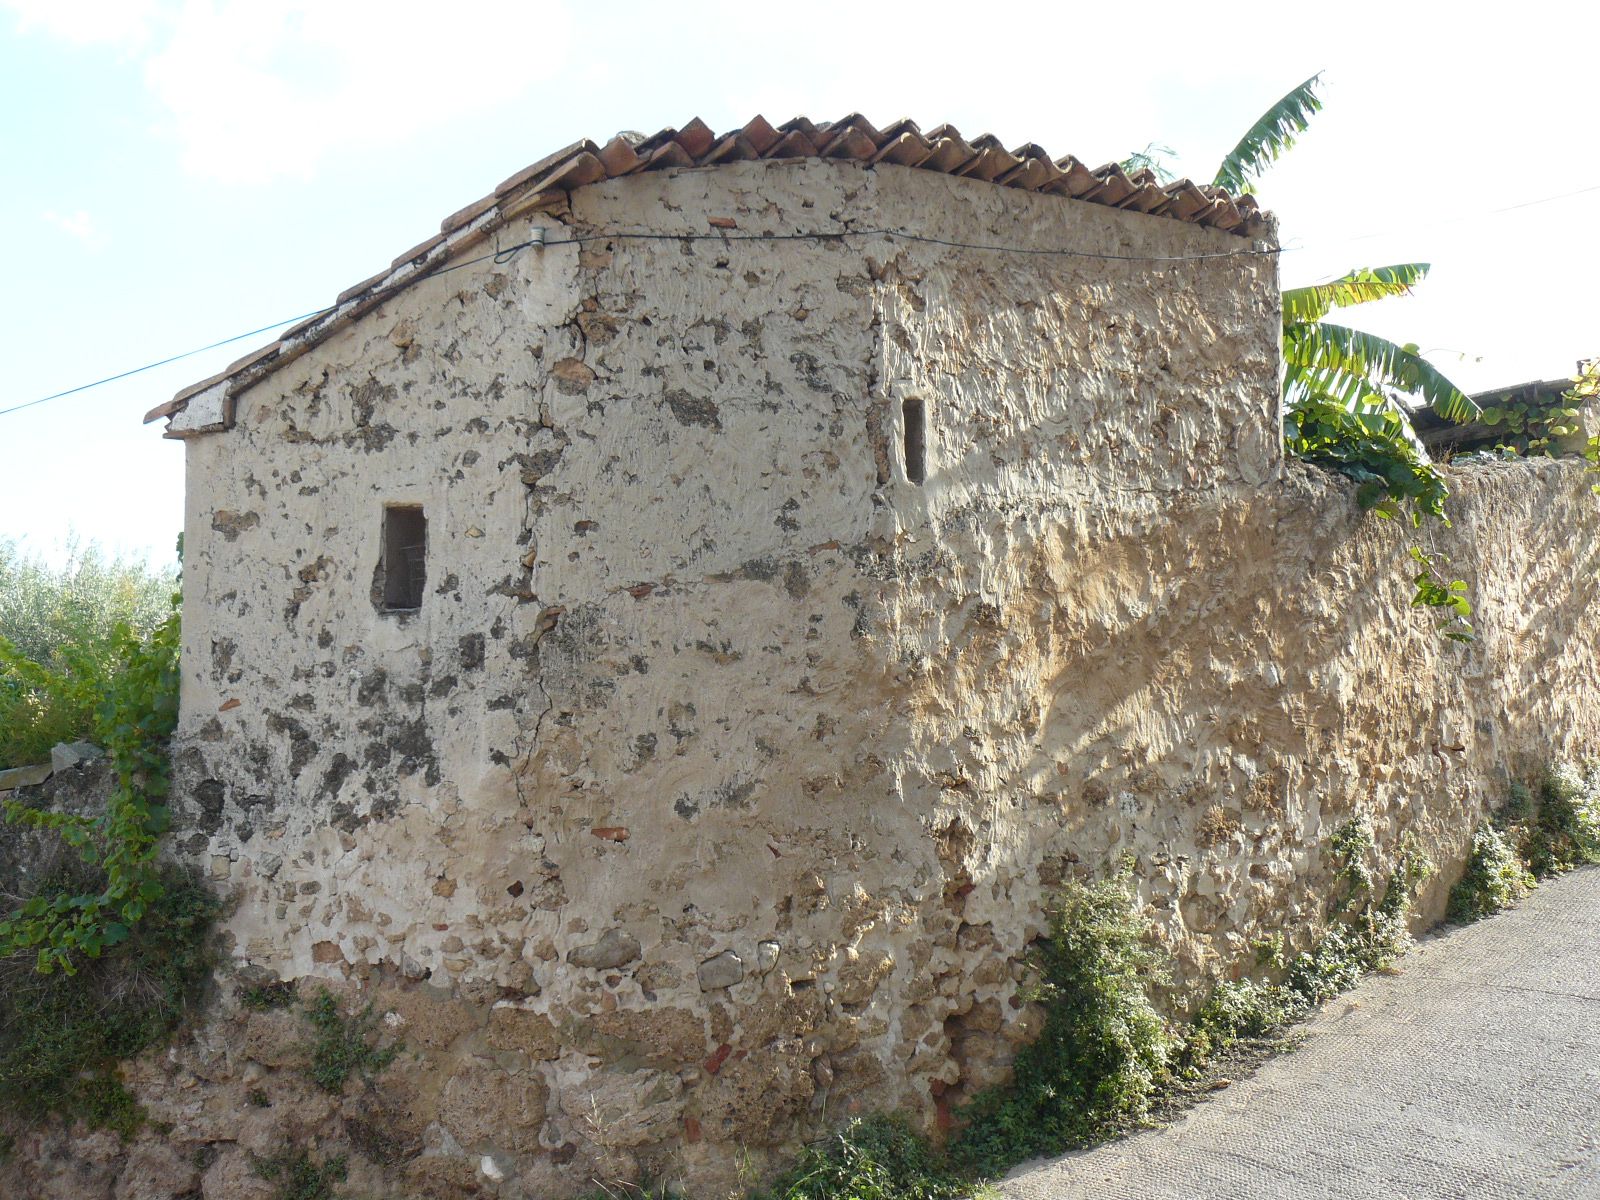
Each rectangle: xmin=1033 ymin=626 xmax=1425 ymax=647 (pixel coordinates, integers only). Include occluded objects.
xmin=7 ymin=157 xmax=1599 ymax=1199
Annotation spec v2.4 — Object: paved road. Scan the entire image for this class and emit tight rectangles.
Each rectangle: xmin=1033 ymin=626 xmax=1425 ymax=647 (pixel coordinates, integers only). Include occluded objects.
xmin=1001 ymin=867 xmax=1600 ymax=1200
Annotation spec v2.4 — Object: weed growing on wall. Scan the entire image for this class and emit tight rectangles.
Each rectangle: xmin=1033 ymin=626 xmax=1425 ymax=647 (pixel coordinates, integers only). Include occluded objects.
xmin=766 ymin=827 xmax=1436 ymax=1198
xmin=250 ymin=1147 xmax=349 ymax=1200
xmin=304 ymin=988 xmax=401 ymax=1093
xmin=756 ymin=1114 xmax=970 ymax=1200
xmin=1447 ymin=825 xmax=1536 ymax=922
xmin=949 ymin=863 xmax=1172 ymax=1174
xmin=1183 ymin=819 xmax=1430 ymax=1064
xmin=0 ymin=864 xmax=217 ymax=1133
xmin=950 ymin=824 xmax=1430 ymax=1177
xmin=1522 ymin=764 xmax=1600 ymax=876
xmin=1449 ymin=765 xmax=1600 ymax=923
xmin=238 ymin=979 xmax=298 ymax=1011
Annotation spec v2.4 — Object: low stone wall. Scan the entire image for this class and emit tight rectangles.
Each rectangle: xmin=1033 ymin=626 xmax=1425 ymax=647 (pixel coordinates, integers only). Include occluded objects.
xmin=7 ymin=152 xmax=1598 ymax=1199
xmin=4 ymin=457 xmax=1598 ymax=1200
xmin=0 ymin=750 xmax=110 ymax=900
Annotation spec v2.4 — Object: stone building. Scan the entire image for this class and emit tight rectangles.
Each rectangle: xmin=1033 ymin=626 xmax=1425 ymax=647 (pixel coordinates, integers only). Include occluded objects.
xmin=126 ymin=114 xmax=1600 ymax=1197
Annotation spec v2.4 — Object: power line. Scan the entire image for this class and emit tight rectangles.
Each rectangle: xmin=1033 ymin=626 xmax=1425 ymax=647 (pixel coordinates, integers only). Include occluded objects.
xmin=2 ymin=226 xmax=1281 ymax=421
xmin=1293 ymin=181 xmax=1600 ymax=251
xmin=0 ymin=308 xmax=333 ymax=419
xmin=10 ymin=172 xmax=1600 ymax=422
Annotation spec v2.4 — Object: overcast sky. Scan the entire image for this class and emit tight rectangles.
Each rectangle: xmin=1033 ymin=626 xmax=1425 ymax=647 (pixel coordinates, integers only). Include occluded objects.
xmin=2 ymin=1 xmax=1594 ymax=568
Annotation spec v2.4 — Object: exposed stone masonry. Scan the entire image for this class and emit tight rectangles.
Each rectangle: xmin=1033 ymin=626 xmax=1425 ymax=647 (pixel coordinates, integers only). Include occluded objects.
xmin=5 ymin=155 xmax=1599 ymax=1199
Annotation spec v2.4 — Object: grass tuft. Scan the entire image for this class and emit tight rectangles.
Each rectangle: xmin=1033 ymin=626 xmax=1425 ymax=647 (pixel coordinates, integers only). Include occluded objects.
xmin=304 ymin=988 xmax=400 ymax=1094
xmin=757 ymin=1114 xmax=969 ymax=1200
xmin=0 ymin=864 xmax=216 ymax=1135
xmin=250 ymin=1147 xmax=348 ymax=1200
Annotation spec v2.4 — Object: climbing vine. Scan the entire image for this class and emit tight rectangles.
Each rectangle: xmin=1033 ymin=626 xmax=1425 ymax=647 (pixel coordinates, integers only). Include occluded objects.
xmin=1284 ymin=399 xmax=1447 ymax=524
xmin=1283 ymin=399 xmax=1473 ymax=640
xmin=1477 ymin=360 xmax=1599 ymax=457
xmin=0 ymin=604 xmax=181 ymax=974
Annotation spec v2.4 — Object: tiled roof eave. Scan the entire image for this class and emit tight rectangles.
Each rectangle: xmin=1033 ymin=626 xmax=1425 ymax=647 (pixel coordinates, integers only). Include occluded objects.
xmin=148 ymin=115 xmax=1269 ymax=432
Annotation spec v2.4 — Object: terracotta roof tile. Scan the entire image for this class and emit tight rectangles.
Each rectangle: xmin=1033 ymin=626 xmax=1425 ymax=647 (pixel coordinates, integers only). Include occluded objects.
xmin=703 ymin=132 xmax=763 ymax=164
xmin=494 ymin=140 xmax=595 ymax=198
xmin=738 ymin=115 xmax=782 ymax=156
xmin=765 ymin=128 xmax=819 ymax=159
xmin=871 ymin=130 xmax=933 ymax=167
xmin=921 ymin=134 xmax=977 ymax=174
xmin=392 ymin=232 xmax=447 ymax=269
xmin=439 ymin=192 xmax=499 ymax=236
xmin=672 ymin=117 xmax=716 ymax=159
xmin=151 ymin=113 xmax=1269 ymax=429
xmin=595 ymin=135 xmax=642 ymax=176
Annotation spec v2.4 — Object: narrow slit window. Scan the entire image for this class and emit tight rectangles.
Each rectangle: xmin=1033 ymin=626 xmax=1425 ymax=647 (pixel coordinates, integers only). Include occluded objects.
xmin=381 ymin=505 xmax=427 ymax=611
xmin=902 ymin=397 xmax=926 ymax=485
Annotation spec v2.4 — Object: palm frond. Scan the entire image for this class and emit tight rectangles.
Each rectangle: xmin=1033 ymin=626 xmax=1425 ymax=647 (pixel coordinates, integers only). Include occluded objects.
xmin=1214 ymin=73 xmax=1323 ymax=195
xmin=1281 ymin=265 xmax=1430 ymax=326
xmin=1120 ymin=142 xmax=1177 ymax=184
xmin=1284 ymin=322 xmax=1481 ymax=424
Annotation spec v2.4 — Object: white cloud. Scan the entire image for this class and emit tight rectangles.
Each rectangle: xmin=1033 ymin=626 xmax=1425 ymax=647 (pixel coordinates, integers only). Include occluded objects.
xmin=7 ymin=0 xmax=574 ymax=185
xmin=145 ymin=0 xmax=579 ymax=184
xmin=4 ymin=0 xmax=160 ymax=47
xmin=41 ymin=208 xmax=104 ymax=248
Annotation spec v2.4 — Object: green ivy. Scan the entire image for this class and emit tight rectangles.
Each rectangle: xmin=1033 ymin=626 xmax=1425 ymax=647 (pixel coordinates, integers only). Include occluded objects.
xmin=1476 ymin=363 xmax=1597 ymax=455
xmin=1284 ymin=399 xmax=1447 ymax=524
xmin=1284 ymin=399 xmax=1473 ymax=642
xmin=0 ymin=606 xmax=181 ymax=974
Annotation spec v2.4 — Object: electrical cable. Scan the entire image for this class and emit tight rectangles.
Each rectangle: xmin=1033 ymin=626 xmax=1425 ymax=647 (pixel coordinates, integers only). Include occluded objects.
xmin=10 ymin=168 xmax=1600 ymax=419
xmin=0 ymin=309 xmax=333 ymax=419
xmin=14 ymin=171 xmax=1598 ymax=422
xmin=2 ymin=226 xmax=1282 ymax=419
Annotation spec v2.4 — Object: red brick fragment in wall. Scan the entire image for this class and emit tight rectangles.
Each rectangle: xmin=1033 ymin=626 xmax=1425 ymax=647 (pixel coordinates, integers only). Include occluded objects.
xmin=704 ymin=1043 xmax=732 ymax=1075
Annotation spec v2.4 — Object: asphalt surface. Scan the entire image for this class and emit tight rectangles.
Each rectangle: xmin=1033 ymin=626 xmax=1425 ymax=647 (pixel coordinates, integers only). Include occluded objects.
xmin=1001 ymin=866 xmax=1600 ymax=1199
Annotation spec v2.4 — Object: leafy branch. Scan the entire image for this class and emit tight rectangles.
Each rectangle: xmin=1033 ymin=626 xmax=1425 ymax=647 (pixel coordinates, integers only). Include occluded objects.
xmin=0 ymin=605 xmax=182 ymax=974
xmin=1409 ymin=547 xmax=1473 ymax=643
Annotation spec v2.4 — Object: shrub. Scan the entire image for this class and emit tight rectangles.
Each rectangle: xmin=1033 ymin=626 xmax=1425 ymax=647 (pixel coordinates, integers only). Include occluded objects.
xmin=1522 ymin=764 xmax=1600 ymax=876
xmin=758 ymin=1115 xmax=967 ymax=1200
xmin=1447 ymin=825 xmax=1536 ymax=923
xmin=0 ymin=540 xmax=176 ymax=769
xmin=950 ymin=865 xmax=1171 ymax=1174
xmin=0 ymin=607 xmax=182 ymax=973
xmin=0 ymin=536 xmax=209 ymax=1135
